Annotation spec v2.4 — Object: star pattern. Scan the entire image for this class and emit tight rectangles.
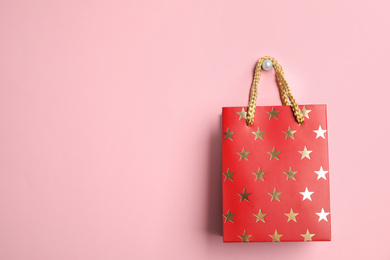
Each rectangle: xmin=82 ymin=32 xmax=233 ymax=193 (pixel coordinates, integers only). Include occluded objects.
xmin=223 ymin=168 xmax=235 ymax=182
xmin=267 ymin=107 xmax=280 ymax=120
xmin=301 ymin=229 xmax=315 ymax=241
xmin=238 ymin=188 xmax=251 ymax=202
xmin=314 ymin=125 xmax=327 ymax=139
xmin=300 ymin=187 xmax=314 ymax=201
xmin=253 ymin=167 xmax=266 ymax=181
xmin=315 ymin=166 xmax=328 ymax=180
xmin=284 ymin=167 xmax=297 ymax=180
xmin=298 ymin=146 xmax=312 ymax=160
xmin=268 ymin=147 xmax=281 ymax=160
xmin=285 ymin=208 xmax=299 ymax=222
xmin=252 ymin=127 xmax=265 ymax=140
xmin=283 ymin=126 xmax=297 ymax=139
xmin=222 ymin=127 xmax=235 ymax=140
xmin=301 ymin=106 xmax=311 ymax=118
xmin=237 ymin=148 xmax=250 ymax=161
xmin=237 ymin=108 xmax=247 ymax=120
xmin=238 ymin=230 xmax=252 ymax=242
xmin=269 ymin=230 xmax=283 ymax=242
xmin=222 ymin=105 xmax=330 ymax=242
xmin=254 ymin=209 xmax=267 ymax=223
xmin=269 ymin=188 xmax=282 ymax=202
xmin=223 ymin=209 xmax=236 ymax=223
xmin=316 ymin=208 xmax=330 ymax=222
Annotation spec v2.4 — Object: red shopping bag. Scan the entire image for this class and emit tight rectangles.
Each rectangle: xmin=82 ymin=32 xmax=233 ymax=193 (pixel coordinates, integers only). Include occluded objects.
xmin=222 ymin=57 xmax=331 ymax=242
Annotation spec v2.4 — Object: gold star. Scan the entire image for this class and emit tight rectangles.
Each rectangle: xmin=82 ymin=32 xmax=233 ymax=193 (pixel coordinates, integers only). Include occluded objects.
xmin=268 ymin=187 xmax=282 ymax=202
xmin=238 ymin=230 xmax=252 ymax=242
xmin=284 ymin=167 xmax=298 ymax=180
xmin=269 ymin=230 xmax=283 ymax=242
xmin=253 ymin=167 xmax=266 ymax=181
xmin=300 ymin=187 xmax=314 ymax=201
xmin=301 ymin=106 xmax=311 ymax=119
xmin=283 ymin=126 xmax=297 ymax=139
xmin=268 ymin=147 xmax=281 ymax=160
xmin=301 ymin=229 xmax=315 ymax=241
xmin=237 ymin=147 xmax=250 ymax=161
xmin=223 ymin=209 xmax=236 ymax=223
xmin=254 ymin=209 xmax=267 ymax=223
xmin=298 ymin=146 xmax=312 ymax=159
xmin=314 ymin=125 xmax=327 ymax=139
xmin=316 ymin=208 xmax=330 ymax=222
xmin=237 ymin=108 xmax=247 ymax=120
xmin=267 ymin=107 xmax=280 ymax=120
xmin=238 ymin=188 xmax=251 ymax=202
xmin=252 ymin=127 xmax=265 ymax=140
xmin=223 ymin=168 xmax=235 ymax=182
xmin=222 ymin=127 xmax=235 ymax=141
xmin=285 ymin=208 xmax=299 ymax=222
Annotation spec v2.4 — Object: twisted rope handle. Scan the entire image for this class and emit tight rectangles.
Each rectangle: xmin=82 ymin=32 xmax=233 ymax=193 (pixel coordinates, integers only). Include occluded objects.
xmin=246 ymin=56 xmax=304 ymax=126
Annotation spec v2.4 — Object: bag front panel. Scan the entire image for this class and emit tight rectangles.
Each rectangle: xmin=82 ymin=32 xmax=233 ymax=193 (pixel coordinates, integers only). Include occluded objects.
xmin=222 ymin=104 xmax=330 ymax=242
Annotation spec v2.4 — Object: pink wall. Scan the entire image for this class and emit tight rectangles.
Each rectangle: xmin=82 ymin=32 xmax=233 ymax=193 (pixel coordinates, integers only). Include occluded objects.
xmin=0 ymin=0 xmax=389 ymax=259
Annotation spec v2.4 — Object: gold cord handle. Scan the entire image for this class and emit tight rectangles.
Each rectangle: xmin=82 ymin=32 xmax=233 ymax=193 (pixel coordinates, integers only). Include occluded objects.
xmin=246 ymin=56 xmax=304 ymax=126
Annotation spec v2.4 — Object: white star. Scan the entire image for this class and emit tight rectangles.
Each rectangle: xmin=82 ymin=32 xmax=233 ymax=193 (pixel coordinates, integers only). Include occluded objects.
xmin=315 ymin=166 xmax=328 ymax=180
xmin=316 ymin=208 xmax=330 ymax=222
xmin=314 ymin=125 xmax=327 ymax=139
xmin=300 ymin=187 xmax=314 ymax=201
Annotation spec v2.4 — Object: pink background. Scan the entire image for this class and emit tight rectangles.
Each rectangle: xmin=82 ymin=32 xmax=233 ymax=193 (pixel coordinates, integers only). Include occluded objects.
xmin=0 ymin=0 xmax=389 ymax=259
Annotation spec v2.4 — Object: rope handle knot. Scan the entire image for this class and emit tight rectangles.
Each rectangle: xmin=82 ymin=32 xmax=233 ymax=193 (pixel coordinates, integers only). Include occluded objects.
xmin=246 ymin=56 xmax=304 ymax=126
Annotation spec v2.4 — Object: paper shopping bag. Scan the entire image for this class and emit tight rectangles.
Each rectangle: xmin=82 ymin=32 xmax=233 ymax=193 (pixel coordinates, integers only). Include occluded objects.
xmin=222 ymin=57 xmax=331 ymax=242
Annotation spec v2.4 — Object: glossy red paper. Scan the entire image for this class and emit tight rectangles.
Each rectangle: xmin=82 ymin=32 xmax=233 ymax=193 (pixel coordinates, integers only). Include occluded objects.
xmin=222 ymin=105 xmax=331 ymax=242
